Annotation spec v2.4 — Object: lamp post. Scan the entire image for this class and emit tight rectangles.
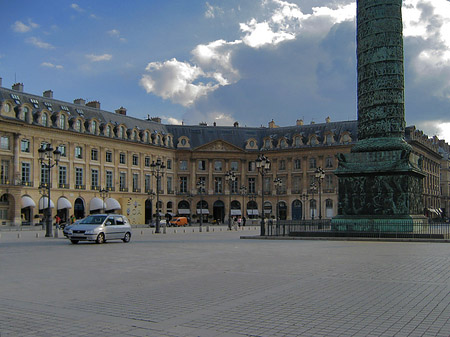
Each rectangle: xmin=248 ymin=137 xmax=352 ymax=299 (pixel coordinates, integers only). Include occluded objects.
xmin=301 ymin=192 xmax=309 ymax=221
xmin=196 ymin=179 xmax=205 ymax=228
xmin=273 ymin=177 xmax=282 ymax=223
xmin=150 ymin=158 xmax=165 ymax=233
xmin=256 ymin=154 xmax=270 ymax=236
xmin=38 ymin=144 xmax=61 ymax=237
xmin=314 ymin=167 xmax=325 ymax=220
xmin=147 ymin=189 xmax=155 ymax=226
xmin=99 ymin=188 xmax=108 ymax=214
xmin=310 ymin=181 xmax=317 ymax=220
xmin=240 ymin=185 xmax=247 ymax=221
xmin=225 ymin=170 xmax=236 ymax=230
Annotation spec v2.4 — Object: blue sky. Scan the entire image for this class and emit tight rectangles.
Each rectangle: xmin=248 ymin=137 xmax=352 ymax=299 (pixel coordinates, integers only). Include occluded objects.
xmin=1 ymin=0 xmax=450 ymax=142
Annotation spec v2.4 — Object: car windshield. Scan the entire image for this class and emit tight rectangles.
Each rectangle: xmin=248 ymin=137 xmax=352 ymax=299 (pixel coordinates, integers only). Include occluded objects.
xmin=80 ymin=215 xmax=107 ymax=225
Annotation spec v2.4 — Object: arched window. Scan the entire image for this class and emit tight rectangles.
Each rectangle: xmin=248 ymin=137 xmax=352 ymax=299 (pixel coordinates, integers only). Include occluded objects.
xmin=91 ymin=120 xmax=97 ymax=134
xmin=42 ymin=113 xmax=48 ymax=127
xmin=106 ymin=125 xmax=111 ymax=137
xmin=59 ymin=114 xmax=66 ymax=129
xmin=310 ymin=199 xmax=317 ymax=219
xmin=326 ymin=199 xmax=333 ymax=218
xmin=75 ymin=120 xmax=82 ymax=132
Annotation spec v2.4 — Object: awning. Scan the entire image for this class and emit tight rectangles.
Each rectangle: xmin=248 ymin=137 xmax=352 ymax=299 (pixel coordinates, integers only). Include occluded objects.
xmin=247 ymin=209 xmax=259 ymax=215
xmin=57 ymin=197 xmax=72 ymax=210
xmin=39 ymin=197 xmax=55 ymax=210
xmin=89 ymin=197 xmax=105 ymax=211
xmin=197 ymin=209 xmax=209 ymax=214
xmin=178 ymin=209 xmax=191 ymax=214
xmin=231 ymin=209 xmax=241 ymax=216
xmin=105 ymin=198 xmax=121 ymax=211
xmin=21 ymin=196 xmax=36 ymax=209
xmin=264 ymin=209 xmax=272 ymax=214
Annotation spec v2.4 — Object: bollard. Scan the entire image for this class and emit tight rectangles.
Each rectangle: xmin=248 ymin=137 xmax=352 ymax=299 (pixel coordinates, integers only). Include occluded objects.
xmin=193 ymin=228 xmax=195 ymax=232
xmin=174 ymin=229 xmax=177 ymax=233
xmin=184 ymin=229 xmax=186 ymax=233
xmin=17 ymin=233 xmax=21 ymax=239
xmin=199 ymin=226 xmax=202 ymax=233
xmin=36 ymin=233 xmax=39 ymax=238
xmin=206 ymin=226 xmax=209 ymax=232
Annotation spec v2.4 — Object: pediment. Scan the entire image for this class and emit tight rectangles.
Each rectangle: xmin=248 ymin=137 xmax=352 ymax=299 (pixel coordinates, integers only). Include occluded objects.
xmin=195 ymin=140 xmax=243 ymax=152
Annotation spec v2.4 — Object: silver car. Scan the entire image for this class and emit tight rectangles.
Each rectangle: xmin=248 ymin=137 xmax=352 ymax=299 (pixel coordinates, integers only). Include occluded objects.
xmin=65 ymin=214 xmax=132 ymax=244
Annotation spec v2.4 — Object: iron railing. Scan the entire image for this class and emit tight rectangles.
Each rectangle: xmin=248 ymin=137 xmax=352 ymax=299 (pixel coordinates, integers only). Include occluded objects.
xmin=266 ymin=219 xmax=450 ymax=239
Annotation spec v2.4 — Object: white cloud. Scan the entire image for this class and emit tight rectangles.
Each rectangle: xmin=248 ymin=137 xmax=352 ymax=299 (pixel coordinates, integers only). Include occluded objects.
xmin=12 ymin=20 xmax=39 ymax=33
xmin=41 ymin=62 xmax=63 ymax=69
xmin=71 ymin=3 xmax=84 ymax=12
xmin=107 ymin=29 xmax=126 ymax=42
xmin=416 ymin=120 xmax=450 ymax=143
xmin=240 ymin=19 xmax=295 ymax=48
xmin=26 ymin=37 xmax=54 ymax=49
xmin=86 ymin=53 xmax=112 ymax=62
xmin=162 ymin=116 xmax=183 ymax=125
xmin=140 ymin=58 xmax=218 ymax=106
xmin=205 ymin=2 xmax=223 ymax=19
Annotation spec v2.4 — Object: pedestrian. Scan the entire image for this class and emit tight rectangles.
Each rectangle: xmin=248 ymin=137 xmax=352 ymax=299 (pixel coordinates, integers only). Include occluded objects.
xmin=242 ymin=216 xmax=246 ymax=226
xmin=55 ymin=215 xmax=61 ymax=229
xmin=70 ymin=214 xmax=76 ymax=224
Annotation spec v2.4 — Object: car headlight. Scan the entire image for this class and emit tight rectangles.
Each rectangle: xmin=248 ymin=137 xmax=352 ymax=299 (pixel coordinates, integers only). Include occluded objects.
xmin=66 ymin=230 xmax=73 ymax=235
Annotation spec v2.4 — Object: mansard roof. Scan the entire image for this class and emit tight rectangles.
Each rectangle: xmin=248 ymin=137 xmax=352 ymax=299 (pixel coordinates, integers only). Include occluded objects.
xmin=0 ymin=86 xmax=358 ymax=149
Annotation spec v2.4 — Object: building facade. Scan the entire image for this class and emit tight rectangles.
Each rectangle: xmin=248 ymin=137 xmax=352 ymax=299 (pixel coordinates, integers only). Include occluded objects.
xmin=0 ymin=82 xmax=447 ymax=226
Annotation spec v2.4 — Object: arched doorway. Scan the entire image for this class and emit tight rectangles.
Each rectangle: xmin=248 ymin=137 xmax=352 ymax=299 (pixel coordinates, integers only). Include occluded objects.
xmin=264 ymin=201 xmax=272 ymax=219
xmin=0 ymin=193 xmax=14 ymax=225
xmin=231 ymin=200 xmax=241 ymax=218
xmin=213 ymin=200 xmax=225 ymax=224
xmin=292 ymin=199 xmax=302 ymax=220
xmin=196 ymin=200 xmax=208 ymax=223
xmin=145 ymin=199 xmax=153 ymax=225
xmin=326 ymin=199 xmax=333 ymax=218
xmin=21 ymin=195 xmax=35 ymax=226
xmin=74 ymin=198 xmax=85 ymax=219
xmin=247 ymin=200 xmax=258 ymax=219
xmin=278 ymin=201 xmax=287 ymax=220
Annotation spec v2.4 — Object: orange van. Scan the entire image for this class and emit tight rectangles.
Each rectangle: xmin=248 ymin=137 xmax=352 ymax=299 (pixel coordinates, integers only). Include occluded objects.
xmin=170 ymin=217 xmax=188 ymax=227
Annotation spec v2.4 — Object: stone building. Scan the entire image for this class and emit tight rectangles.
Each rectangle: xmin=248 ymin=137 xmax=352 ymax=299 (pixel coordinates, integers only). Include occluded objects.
xmin=0 ymin=82 xmax=446 ymax=226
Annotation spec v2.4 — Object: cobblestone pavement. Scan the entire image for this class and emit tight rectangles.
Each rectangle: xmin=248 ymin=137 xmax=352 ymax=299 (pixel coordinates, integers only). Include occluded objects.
xmin=1 ymin=226 xmax=450 ymax=336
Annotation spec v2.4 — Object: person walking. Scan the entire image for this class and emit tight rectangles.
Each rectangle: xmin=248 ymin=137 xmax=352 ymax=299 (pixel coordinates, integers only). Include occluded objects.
xmin=242 ymin=216 xmax=246 ymax=226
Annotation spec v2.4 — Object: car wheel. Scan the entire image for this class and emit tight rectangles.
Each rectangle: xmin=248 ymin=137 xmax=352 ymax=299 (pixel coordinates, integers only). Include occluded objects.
xmin=122 ymin=232 xmax=131 ymax=243
xmin=70 ymin=240 xmax=79 ymax=244
xmin=96 ymin=233 xmax=105 ymax=244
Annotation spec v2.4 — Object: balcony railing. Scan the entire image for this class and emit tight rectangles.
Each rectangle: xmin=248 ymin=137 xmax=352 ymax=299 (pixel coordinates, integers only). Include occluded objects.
xmin=75 ymin=184 xmax=85 ymax=190
xmin=59 ymin=183 xmax=70 ymax=189
xmin=119 ymin=187 xmax=128 ymax=192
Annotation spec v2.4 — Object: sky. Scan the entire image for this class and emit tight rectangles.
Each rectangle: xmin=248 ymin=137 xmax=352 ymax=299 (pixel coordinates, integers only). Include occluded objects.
xmin=1 ymin=0 xmax=450 ymax=143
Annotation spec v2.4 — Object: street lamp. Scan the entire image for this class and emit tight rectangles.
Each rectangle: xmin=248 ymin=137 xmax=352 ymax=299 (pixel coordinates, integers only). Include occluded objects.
xmin=314 ymin=167 xmax=325 ymax=220
xmin=196 ymin=179 xmax=206 ymax=228
xmin=99 ymin=188 xmax=108 ymax=214
xmin=240 ymin=185 xmax=247 ymax=221
xmin=256 ymin=154 xmax=270 ymax=236
xmin=38 ymin=144 xmax=61 ymax=237
xmin=310 ymin=181 xmax=317 ymax=220
xmin=147 ymin=189 xmax=155 ymax=226
xmin=301 ymin=192 xmax=309 ymax=221
xmin=225 ymin=170 xmax=236 ymax=230
xmin=150 ymin=158 xmax=166 ymax=233
xmin=273 ymin=177 xmax=282 ymax=223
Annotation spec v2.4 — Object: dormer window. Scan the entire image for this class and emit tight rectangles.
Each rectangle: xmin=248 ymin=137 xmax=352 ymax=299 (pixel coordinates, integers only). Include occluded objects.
xmin=75 ymin=120 xmax=82 ymax=132
xmin=42 ymin=113 xmax=48 ymax=127
xmin=91 ymin=120 xmax=97 ymax=134
xmin=59 ymin=114 xmax=66 ymax=129
xmin=106 ymin=125 xmax=111 ymax=137
xmin=264 ymin=139 xmax=271 ymax=148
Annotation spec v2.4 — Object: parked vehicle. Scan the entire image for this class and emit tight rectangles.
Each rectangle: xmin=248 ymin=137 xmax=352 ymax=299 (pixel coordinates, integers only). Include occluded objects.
xmin=149 ymin=219 xmax=166 ymax=228
xmin=170 ymin=217 xmax=188 ymax=227
xmin=64 ymin=214 xmax=132 ymax=244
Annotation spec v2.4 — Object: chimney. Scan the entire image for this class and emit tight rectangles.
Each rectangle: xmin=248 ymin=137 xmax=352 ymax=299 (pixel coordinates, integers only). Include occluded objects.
xmin=12 ymin=83 xmax=24 ymax=92
xmin=115 ymin=106 xmax=127 ymax=115
xmin=326 ymin=116 xmax=331 ymax=123
xmin=233 ymin=121 xmax=239 ymax=127
xmin=199 ymin=122 xmax=207 ymax=126
xmin=213 ymin=122 xmax=217 ymax=127
xmin=310 ymin=121 xmax=316 ymax=125
xmin=74 ymin=98 xmax=86 ymax=105
xmin=86 ymin=101 xmax=100 ymax=109
xmin=150 ymin=117 xmax=161 ymax=123
xmin=296 ymin=119 xmax=304 ymax=126
xmin=43 ymin=90 xmax=53 ymax=98
xmin=268 ymin=119 xmax=278 ymax=128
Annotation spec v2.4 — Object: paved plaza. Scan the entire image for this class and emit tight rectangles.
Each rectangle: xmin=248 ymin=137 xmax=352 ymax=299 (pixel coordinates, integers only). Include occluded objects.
xmin=1 ymin=226 xmax=450 ymax=337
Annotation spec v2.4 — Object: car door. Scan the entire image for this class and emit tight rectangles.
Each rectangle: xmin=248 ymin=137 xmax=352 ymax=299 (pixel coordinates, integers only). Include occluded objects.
xmin=103 ymin=216 xmax=117 ymax=240
xmin=114 ymin=216 xmax=126 ymax=238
